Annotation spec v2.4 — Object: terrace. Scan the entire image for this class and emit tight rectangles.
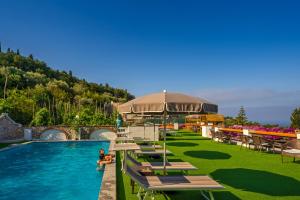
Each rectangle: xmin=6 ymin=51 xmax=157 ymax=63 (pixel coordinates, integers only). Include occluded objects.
xmin=117 ymin=130 xmax=300 ymax=200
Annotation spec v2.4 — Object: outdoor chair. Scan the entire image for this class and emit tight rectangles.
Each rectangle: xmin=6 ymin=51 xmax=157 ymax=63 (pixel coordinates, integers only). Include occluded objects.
xmin=260 ymin=137 xmax=273 ymax=152
xmin=281 ymin=139 xmax=300 ymax=163
xmin=229 ymin=133 xmax=241 ymax=144
xmin=125 ymin=163 xmax=224 ymax=200
xmin=251 ymin=136 xmax=262 ymax=151
xmin=210 ymin=129 xmax=217 ymax=142
xmin=240 ymin=135 xmax=250 ymax=149
xmin=272 ymin=138 xmax=288 ymax=153
xmin=217 ymin=131 xmax=231 ymax=143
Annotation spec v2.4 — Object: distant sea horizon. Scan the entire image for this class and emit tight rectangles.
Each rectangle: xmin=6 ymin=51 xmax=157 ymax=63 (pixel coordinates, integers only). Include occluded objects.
xmin=220 ymin=105 xmax=296 ymax=127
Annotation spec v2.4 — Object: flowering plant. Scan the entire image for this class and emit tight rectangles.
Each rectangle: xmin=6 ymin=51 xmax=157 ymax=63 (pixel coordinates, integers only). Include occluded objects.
xmin=228 ymin=125 xmax=295 ymax=133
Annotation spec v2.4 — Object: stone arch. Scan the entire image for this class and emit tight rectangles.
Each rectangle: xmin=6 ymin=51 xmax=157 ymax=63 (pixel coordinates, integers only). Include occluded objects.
xmin=91 ymin=126 xmax=117 ymax=133
xmin=40 ymin=128 xmax=68 ymax=141
xmin=89 ymin=129 xmax=116 ymax=141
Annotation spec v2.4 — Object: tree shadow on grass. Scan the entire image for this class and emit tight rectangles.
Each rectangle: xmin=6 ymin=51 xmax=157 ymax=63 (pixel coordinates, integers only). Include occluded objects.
xmin=184 ymin=150 xmax=231 ymax=160
xmin=167 ymin=142 xmax=199 ymax=147
xmin=211 ymin=168 xmax=300 ymax=196
xmin=213 ymin=191 xmax=242 ymax=200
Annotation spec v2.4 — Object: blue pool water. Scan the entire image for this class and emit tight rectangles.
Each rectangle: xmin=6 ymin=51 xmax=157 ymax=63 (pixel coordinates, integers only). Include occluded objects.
xmin=0 ymin=141 xmax=110 ymax=200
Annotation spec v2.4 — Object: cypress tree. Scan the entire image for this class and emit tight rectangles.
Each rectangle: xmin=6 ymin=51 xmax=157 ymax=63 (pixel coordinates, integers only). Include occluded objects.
xmin=291 ymin=108 xmax=300 ymax=128
xmin=236 ymin=106 xmax=248 ymax=125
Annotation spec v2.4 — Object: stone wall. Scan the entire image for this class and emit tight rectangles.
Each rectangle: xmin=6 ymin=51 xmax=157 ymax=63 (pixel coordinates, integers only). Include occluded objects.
xmin=31 ymin=126 xmax=77 ymax=140
xmin=0 ymin=113 xmax=23 ymax=141
xmin=30 ymin=126 xmax=116 ymax=140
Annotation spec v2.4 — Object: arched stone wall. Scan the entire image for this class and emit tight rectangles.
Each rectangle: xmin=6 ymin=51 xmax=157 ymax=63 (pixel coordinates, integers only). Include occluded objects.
xmin=31 ymin=126 xmax=77 ymax=140
xmin=89 ymin=129 xmax=117 ymax=140
xmin=40 ymin=129 xmax=67 ymax=141
xmin=30 ymin=126 xmax=116 ymax=140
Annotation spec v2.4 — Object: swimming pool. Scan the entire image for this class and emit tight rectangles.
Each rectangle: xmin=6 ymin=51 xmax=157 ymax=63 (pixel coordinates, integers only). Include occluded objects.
xmin=0 ymin=141 xmax=110 ymax=200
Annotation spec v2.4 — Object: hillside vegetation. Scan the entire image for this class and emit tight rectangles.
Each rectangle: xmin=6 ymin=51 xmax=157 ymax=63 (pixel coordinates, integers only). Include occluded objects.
xmin=0 ymin=48 xmax=134 ymax=125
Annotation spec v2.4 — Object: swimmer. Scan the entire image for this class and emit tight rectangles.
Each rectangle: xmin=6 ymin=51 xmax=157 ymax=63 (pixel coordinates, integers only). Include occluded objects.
xmin=97 ymin=148 xmax=114 ymax=166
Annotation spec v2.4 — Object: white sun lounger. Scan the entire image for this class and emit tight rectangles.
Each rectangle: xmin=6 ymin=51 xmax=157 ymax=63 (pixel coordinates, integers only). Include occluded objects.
xmin=126 ymin=164 xmax=224 ymax=200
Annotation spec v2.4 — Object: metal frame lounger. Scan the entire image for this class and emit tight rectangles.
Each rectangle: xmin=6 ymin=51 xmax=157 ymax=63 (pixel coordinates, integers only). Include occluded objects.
xmin=281 ymin=139 xmax=300 ymax=163
xmin=139 ymin=144 xmax=162 ymax=150
xmin=125 ymin=164 xmax=224 ymax=200
xmin=115 ymin=137 xmax=134 ymax=143
xmin=134 ymin=149 xmax=172 ymax=156
xmin=127 ymin=154 xmax=197 ymax=172
xmin=110 ymin=143 xmax=141 ymax=171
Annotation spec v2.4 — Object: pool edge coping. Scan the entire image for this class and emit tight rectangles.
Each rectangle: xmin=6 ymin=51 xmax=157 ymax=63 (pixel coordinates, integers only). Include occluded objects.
xmin=98 ymin=140 xmax=116 ymax=200
xmin=0 ymin=141 xmax=32 ymax=152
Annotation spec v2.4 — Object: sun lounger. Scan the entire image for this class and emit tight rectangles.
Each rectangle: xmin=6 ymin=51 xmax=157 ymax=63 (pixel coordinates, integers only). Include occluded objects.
xmin=139 ymin=144 xmax=162 ymax=150
xmin=133 ymin=137 xmax=152 ymax=142
xmin=127 ymin=154 xmax=197 ymax=172
xmin=126 ymin=164 xmax=224 ymax=200
xmin=134 ymin=149 xmax=172 ymax=156
xmin=115 ymin=137 xmax=134 ymax=143
xmin=281 ymin=139 xmax=300 ymax=163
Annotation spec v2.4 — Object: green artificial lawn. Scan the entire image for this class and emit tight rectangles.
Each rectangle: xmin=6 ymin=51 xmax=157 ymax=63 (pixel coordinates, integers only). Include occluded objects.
xmin=0 ymin=143 xmax=11 ymax=149
xmin=0 ymin=141 xmax=25 ymax=149
xmin=117 ymin=130 xmax=300 ymax=200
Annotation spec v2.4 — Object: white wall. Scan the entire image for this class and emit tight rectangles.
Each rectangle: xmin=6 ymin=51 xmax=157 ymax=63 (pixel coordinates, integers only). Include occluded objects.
xmin=126 ymin=125 xmax=159 ymax=141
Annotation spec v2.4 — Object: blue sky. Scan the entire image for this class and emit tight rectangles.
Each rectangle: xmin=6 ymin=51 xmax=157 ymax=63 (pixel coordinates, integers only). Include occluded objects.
xmin=1 ymin=0 xmax=300 ymax=124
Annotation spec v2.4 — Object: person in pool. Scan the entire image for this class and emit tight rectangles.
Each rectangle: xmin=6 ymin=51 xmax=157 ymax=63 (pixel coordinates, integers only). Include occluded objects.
xmin=97 ymin=148 xmax=113 ymax=166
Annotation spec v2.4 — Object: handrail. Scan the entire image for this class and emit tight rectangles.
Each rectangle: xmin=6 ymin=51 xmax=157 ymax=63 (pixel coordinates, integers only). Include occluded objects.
xmin=219 ymin=128 xmax=296 ymax=138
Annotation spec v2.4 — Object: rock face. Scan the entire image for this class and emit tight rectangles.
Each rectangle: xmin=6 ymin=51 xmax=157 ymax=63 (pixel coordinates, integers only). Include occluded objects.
xmin=0 ymin=113 xmax=23 ymax=141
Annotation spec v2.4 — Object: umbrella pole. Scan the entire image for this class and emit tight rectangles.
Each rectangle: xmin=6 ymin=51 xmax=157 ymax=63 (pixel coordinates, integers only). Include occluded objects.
xmin=153 ymin=123 xmax=155 ymax=146
xmin=163 ymin=110 xmax=167 ymax=175
xmin=144 ymin=124 xmax=145 ymax=140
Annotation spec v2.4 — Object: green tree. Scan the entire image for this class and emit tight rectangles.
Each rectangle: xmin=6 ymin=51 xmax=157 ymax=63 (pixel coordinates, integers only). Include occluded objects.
xmin=91 ymin=112 xmax=107 ymax=125
xmin=0 ymin=99 xmax=13 ymax=113
xmin=0 ymin=67 xmax=9 ymax=98
xmin=75 ymin=108 xmax=94 ymax=126
xmin=224 ymin=116 xmax=237 ymax=127
xmin=24 ymin=71 xmax=47 ymax=87
xmin=236 ymin=106 xmax=247 ymax=125
xmin=63 ymin=111 xmax=77 ymax=125
xmin=31 ymin=108 xmax=51 ymax=126
xmin=0 ymin=50 xmax=134 ymax=126
xmin=5 ymin=89 xmax=35 ymax=124
xmin=291 ymin=108 xmax=300 ymax=128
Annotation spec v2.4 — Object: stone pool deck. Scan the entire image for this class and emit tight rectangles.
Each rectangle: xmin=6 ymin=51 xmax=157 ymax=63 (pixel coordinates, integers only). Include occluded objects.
xmin=99 ymin=140 xmax=116 ymax=200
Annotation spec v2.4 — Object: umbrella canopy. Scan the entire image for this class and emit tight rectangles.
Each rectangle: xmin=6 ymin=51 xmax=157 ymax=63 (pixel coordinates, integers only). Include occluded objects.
xmin=118 ymin=91 xmax=218 ymax=175
xmin=118 ymin=91 xmax=218 ymax=114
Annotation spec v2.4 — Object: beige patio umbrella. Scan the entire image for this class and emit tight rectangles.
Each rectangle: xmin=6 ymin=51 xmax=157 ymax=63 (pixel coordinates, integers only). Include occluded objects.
xmin=118 ymin=90 xmax=218 ymax=174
